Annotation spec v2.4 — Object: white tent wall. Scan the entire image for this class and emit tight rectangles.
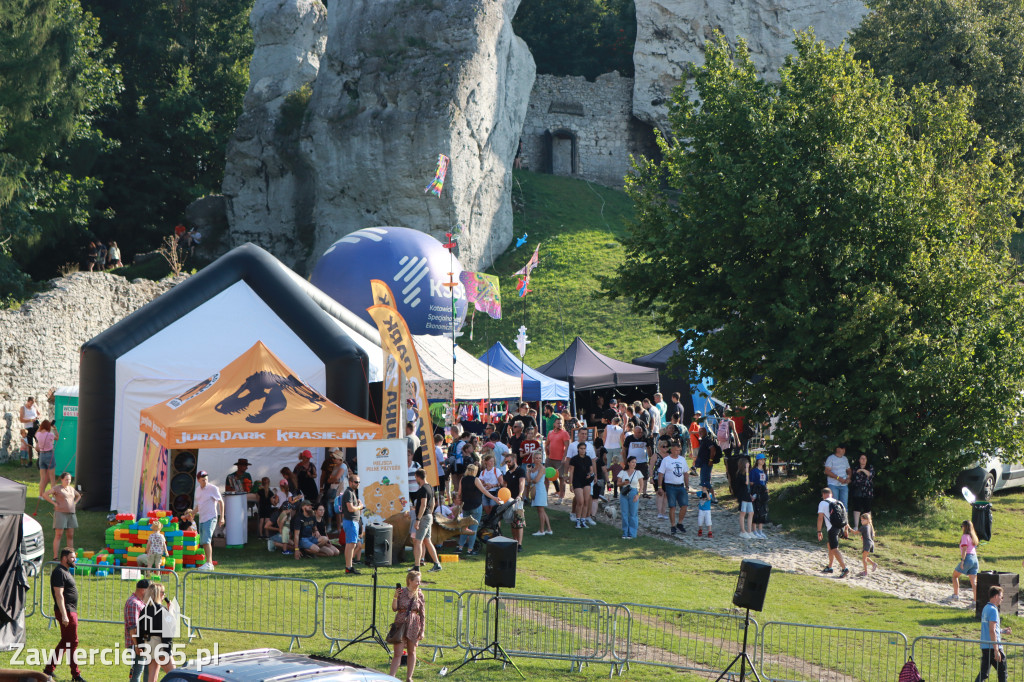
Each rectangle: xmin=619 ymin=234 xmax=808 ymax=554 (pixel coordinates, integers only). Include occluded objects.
xmin=111 ymin=281 xmax=327 ymax=511
xmin=413 ymin=334 xmax=522 ymax=400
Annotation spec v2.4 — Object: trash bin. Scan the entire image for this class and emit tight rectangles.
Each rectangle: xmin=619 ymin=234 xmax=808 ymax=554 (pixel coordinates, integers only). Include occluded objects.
xmin=975 ymin=571 xmax=1019 ymax=620
xmin=972 ymin=501 xmax=992 ymax=541
xmin=223 ymin=492 xmax=248 ymax=549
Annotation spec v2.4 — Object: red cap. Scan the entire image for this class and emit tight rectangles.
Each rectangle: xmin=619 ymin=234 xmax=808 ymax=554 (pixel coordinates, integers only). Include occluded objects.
xmin=299 ymin=450 xmax=312 ymax=459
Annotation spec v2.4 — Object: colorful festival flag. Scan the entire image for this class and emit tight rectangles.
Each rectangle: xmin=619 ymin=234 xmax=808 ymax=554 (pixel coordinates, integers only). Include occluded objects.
xmin=460 ymin=271 xmax=502 ymax=319
xmin=514 ymin=245 xmax=539 ymax=277
xmin=425 ymin=154 xmax=450 ymax=197
xmin=516 ymin=274 xmax=532 ymax=297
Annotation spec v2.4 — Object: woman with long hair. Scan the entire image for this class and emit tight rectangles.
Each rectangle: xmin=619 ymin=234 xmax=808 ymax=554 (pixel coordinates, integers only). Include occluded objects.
xmin=455 ymin=464 xmax=499 ymax=556
xmin=34 ymin=419 xmax=59 ymax=497
xmin=849 ymin=454 xmax=875 ymax=530
xmin=47 ymin=472 xmax=81 ymax=560
xmin=529 ymin=461 xmax=552 ymax=536
xmin=389 ymin=570 xmax=426 ymax=682
xmin=139 ymin=582 xmax=176 ymax=681
xmin=750 ymin=455 xmax=769 ymax=539
xmin=952 ymin=519 xmax=981 ymax=602
xmin=617 ymin=456 xmax=643 ymax=539
xmin=478 ymin=453 xmax=503 ymax=512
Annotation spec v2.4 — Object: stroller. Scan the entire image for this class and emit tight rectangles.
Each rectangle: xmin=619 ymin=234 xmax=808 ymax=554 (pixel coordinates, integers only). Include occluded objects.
xmin=476 ymin=499 xmax=516 ymax=543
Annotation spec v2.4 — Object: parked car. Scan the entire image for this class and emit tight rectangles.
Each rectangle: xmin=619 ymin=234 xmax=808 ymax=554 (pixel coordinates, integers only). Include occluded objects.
xmin=957 ymin=453 xmax=1024 ymax=500
xmin=160 ymin=648 xmax=402 ymax=682
xmin=21 ymin=513 xmax=44 ymax=577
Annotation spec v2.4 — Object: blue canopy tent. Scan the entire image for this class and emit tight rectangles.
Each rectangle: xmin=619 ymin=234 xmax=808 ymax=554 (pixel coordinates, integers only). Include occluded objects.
xmin=478 ymin=342 xmax=571 ymax=402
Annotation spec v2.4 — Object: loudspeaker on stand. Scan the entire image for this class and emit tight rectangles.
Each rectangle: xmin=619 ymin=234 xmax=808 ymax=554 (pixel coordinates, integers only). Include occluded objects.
xmin=484 ymin=537 xmax=518 ymax=588
xmin=364 ymin=522 xmax=392 ymax=567
xmin=733 ymin=559 xmax=772 ymax=612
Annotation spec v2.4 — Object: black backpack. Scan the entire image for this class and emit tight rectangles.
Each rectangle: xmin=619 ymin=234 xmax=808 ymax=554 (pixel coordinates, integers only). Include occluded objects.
xmin=828 ymin=499 xmax=849 ymax=537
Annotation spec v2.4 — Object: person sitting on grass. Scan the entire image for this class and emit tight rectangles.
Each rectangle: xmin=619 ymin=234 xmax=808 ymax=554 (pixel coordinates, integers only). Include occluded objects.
xmin=312 ymin=504 xmax=340 ymax=556
xmin=266 ymin=509 xmax=295 ymax=555
xmin=292 ymin=500 xmax=327 ymax=559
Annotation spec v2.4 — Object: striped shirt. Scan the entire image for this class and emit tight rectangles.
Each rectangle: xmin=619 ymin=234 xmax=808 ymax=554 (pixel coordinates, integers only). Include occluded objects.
xmin=124 ymin=594 xmax=144 ymax=648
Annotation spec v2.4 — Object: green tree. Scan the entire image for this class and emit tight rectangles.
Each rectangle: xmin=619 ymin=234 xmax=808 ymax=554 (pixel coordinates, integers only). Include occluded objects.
xmin=514 ymin=0 xmax=635 ymax=79
xmin=84 ymin=0 xmax=252 ymax=257
xmin=852 ymin=0 xmax=1024 ymax=159
xmin=0 ymin=0 xmax=120 ymax=303
xmin=610 ymin=33 xmax=1024 ymax=497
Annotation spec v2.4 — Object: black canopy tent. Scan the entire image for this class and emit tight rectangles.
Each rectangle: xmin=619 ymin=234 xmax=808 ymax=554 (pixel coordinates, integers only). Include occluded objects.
xmin=0 ymin=477 xmax=28 ymax=651
xmin=538 ymin=337 xmax=659 ymax=416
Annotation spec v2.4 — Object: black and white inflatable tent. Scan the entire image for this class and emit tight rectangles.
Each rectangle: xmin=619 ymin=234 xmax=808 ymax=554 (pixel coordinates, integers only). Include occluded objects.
xmin=77 ymin=243 xmax=384 ymax=511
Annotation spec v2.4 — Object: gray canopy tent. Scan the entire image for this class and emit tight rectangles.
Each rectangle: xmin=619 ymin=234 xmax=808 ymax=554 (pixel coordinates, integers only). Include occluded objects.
xmin=0 ymin=477 xmax=28 ymax=651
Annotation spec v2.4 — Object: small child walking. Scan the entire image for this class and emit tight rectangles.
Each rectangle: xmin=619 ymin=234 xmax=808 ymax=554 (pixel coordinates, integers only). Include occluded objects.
xmin=696 ymin=484 xmax=713 ymax=539
xmin=849 ymin=512 xmax=878 ymax=576
xmin=19 ymin=429 xmax=30 ymax=467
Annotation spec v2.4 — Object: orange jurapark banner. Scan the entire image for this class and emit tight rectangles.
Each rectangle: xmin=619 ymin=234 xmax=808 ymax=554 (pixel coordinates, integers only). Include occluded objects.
xmin=367 ymin=298 xmax=438 ymax=487
xmin=139 ymin=341 xmax=382 ymax=448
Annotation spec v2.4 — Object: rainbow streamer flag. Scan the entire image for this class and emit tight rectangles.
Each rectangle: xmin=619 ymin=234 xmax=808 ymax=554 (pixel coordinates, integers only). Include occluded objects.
xmin=425 ymin=154 xmax=450 ymax=197
xmin=460 ymin=271 xmax=502 ymax=319
xmin=514 ymin=245 xmax=539 ymax=277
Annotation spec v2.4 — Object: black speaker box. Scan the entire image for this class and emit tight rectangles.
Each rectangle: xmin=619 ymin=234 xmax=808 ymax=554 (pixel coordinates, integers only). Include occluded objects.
xmin=733 ymin=559 xmax=772 ymax=612
xmin=484 ymin=537 xmax=518 ymax=588
xmin=169 ymin=450 xmax=197 ymax=514
xmin=364 ymin=522 xmax=392 ymax=567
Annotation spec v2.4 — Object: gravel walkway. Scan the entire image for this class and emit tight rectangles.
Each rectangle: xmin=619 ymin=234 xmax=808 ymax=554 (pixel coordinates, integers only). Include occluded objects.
xmin=558 ymin=472 xmax=980 ymax=611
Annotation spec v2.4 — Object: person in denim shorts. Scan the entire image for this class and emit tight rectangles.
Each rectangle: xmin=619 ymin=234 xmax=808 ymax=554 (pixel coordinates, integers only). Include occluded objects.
xmin=657 ymin=437 xmax=690 ymax=534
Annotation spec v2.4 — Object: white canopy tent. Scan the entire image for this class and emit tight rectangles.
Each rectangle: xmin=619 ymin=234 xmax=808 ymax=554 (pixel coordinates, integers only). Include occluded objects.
xmin=412 ymin=335 xmax=523 ymax=401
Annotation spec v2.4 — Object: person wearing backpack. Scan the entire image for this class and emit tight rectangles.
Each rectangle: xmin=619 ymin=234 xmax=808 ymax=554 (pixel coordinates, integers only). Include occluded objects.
xmin=816 ymin=487 xmax=849 ymax=577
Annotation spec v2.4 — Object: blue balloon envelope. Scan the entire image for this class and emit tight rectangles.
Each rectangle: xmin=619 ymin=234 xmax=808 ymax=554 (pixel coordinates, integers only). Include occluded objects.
xmin=310 ymin=226 xmax=467 ymax=335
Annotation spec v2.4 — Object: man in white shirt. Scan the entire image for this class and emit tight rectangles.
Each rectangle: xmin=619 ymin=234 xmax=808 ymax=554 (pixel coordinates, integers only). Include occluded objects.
xmin=816 ymin=487 xmax=849 ymax=577
xmin=193 ymin=471 xmax=224 ymax=572
xmin=603 ymin=417 xmax=624 ymax=466
xmin=657 ymin=437 xmax=690 ymax=534
xmin=824 ymin=445 xmax=851 ymax=510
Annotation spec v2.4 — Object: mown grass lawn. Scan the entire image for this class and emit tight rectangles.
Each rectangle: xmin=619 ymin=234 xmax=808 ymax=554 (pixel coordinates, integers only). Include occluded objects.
xmin=765 ymin=474 xmax=1024 ymax=585
xmin=459 ymin=170 xmax=673 ymax=366
xmin=2 ymin=461 xmax=1017 ymax=681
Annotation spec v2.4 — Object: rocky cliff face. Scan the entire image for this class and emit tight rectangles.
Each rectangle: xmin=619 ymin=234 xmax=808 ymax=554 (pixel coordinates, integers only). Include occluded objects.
xmin=221 ymin=0 xmax=328 ymax=268
xmin=633 ymin=0 xmax=868 ymax=131
xmin=222 ymin=0 xmax=535 ymax=272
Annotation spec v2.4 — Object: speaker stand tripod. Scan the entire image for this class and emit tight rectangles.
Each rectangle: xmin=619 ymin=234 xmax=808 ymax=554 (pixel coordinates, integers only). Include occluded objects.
xmin=714 ymin=608 xmax=761 ymax=682
xmin=335 ymin=564 xmax=390 ymax=656
xmin=439 ymin=587 xmax=524 ymax=679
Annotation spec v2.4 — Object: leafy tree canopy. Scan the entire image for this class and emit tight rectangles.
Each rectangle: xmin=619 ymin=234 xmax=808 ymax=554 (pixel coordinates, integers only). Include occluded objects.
xmin=852 ymin=0 xmax=1024 ymax=159
xmin=84 ymin=0 xmax=252 ymax=258
xmin=514 ymin=0 xmax=635 ymax=79
xmin=609 ymin=33 xmax=1024 ymax=498
xmin=0 ymin=0 xmax=120 ymax=304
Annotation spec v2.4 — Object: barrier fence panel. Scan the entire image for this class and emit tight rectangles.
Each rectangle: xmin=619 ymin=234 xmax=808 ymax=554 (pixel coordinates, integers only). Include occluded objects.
xmin=321 ymin=581 xmax=462 ymax=660
xmin=615 ymin=603 xmax=756 ymax=675
xmin=758 ymin=621 xmax=907 ymax=682
xmin=23 ymin=569 xmax=34 ymax=619
xmin=606 ymin=604 xmax=631 ymax=676
xmin=181 ymin=571 xmax=317 ymax=650
xmin=912 ymin=636 xmax=1024 ymax=682
xmin=461 ymin=590 xmax=608 ymax=669
xmin=36 ymin=562 xmax=179 ymax=626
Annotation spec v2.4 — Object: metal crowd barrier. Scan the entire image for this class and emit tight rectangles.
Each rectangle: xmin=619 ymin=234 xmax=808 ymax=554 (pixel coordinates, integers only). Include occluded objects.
xmin=912 ymin=636 xmax=1024 ymax=682
xmin=614 ymin=603 xmax=756 ymax=677
xmin=460 ymin=590 xmax=609 ymax=671
xmin=758 ymin=621 xmax=907 ymax=682
xmin=181 ymin=570 xmax=318 ymax=650
xmin=36 ymin=561 xmax=179 ymax=627
xmin=321 ymin=581 xmax=462 ymax=660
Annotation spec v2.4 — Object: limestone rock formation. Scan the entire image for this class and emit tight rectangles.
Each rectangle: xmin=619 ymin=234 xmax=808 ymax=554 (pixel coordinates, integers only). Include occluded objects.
xmin=632 ymin=0 xmax=868 ymax=131
xmin=222 ymin=0 xmax=535 ymax=272
xmin=221 ymin=0 xmax=328 ymax=268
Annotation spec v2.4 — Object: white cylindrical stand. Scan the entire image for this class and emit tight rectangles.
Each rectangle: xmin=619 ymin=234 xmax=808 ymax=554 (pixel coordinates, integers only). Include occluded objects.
xmin=223 ymin=492 xmax=248 ymax=548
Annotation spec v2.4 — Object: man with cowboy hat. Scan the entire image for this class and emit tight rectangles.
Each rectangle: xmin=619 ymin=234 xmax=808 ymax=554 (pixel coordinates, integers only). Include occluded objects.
xmin=226 ymin=458 xmax=258 ymax=502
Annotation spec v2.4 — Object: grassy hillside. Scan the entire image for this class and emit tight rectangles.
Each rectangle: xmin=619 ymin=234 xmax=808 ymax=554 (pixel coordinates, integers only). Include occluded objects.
xmin=460 ymin=170 xmax=673 ymax=365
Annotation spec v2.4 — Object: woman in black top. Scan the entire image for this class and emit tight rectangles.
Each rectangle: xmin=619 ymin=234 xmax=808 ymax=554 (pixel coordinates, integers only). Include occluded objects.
xmin=456 ymin=464 xmax=498 ymax=555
